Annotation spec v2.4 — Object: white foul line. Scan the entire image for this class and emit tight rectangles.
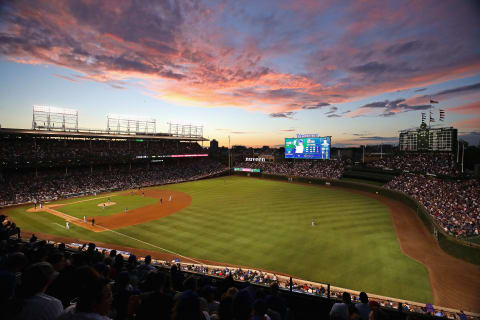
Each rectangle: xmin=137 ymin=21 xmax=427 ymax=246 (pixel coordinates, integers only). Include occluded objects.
xmin=52 ymin=212 xmax=204 ymax=265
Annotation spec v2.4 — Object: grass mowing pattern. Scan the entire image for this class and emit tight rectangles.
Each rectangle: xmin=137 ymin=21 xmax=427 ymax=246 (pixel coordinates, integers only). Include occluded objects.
xmin=4 ymin=176 xmax=432 ymax=303
xmin=57 ymin=195 xmax=158 ymax=218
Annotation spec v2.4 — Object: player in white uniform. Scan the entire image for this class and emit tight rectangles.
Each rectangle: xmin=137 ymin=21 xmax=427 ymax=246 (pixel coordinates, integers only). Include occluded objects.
xmin=66 ymin=221 xmax=70 ymax=230
xmin=312 ymin=219 xmax=315 ymax=227
xmin=295 ymin=139 xmax=304 ymax=154
xmin=83 ymin=216 xmax=86 ymax=223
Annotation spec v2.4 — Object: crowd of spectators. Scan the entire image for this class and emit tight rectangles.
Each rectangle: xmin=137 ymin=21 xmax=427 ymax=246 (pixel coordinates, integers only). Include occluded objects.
xmin=385 ymin=175 xmax=480 ymax=238
xmin=0 ymin=137 xmax=205 ymax=165
xmin=235 ymin=160 xmax=348 ymax=180
xmin=0 ymin=160 xmax=227 ymax=206
xmin=368 ymin=153 xmax=458 ymax=176
xmin=0 ymin=226 xmax=470 ymax=320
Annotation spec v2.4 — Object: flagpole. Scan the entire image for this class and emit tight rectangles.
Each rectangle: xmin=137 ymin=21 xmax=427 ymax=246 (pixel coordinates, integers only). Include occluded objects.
xmin=429 ymin=96 xmax=432 ymax=128
xmin=457 ymin=140 xmax=460 ymax=163
xmin=461 ymin=142 xmax=465 ymax=173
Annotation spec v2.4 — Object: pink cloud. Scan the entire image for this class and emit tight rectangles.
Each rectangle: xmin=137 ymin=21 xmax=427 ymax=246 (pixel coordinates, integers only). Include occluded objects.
xmin=1 ymin=0 xmax=479 ymax=117
xmin=452 ymin=117 xmax=480 ymax=129
xmin=447 ymin=101 xmax=480 ymax=115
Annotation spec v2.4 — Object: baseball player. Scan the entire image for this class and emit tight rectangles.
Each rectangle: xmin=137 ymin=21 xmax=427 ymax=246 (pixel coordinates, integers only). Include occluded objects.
xmin=103 ymin=203 xmax=106 ymax=209
xmin=312 ymin=219 xmax=315 ymax=227
xmin=66 ymin=221 xmax=70 ymax=230
xmin=83 ymin=216 xmax=86 ymax=223
xmin=92 ymin=218 xmax=95 ymax=226
xmin=169 ymin=194 xmax=172 ymax=202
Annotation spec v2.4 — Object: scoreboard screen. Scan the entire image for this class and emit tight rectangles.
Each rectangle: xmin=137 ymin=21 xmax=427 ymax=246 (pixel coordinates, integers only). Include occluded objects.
xmin=285 ymin=137 xmax=331 ymax=159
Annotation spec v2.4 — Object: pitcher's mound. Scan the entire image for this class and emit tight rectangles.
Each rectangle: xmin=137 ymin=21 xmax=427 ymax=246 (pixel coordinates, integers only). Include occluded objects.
xmin=97 ymin=202 xmax=116 ymax=207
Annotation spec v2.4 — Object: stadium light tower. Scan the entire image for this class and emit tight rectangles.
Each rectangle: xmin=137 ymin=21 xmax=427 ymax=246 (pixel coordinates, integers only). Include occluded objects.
xmin=168 ymin=122 xmax=203 ymax=138
xmin=107 ymin=114 xmax=156 ymax=134
xmin=32 ymin=105 xmax=78 ymax=131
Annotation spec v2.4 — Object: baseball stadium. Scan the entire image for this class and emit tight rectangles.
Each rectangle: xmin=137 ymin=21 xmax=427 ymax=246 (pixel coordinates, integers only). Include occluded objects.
xmin=2 ymin=1 xmax=480 ymax=320
xmin=1 ymin=106 xmax=479 ymax=320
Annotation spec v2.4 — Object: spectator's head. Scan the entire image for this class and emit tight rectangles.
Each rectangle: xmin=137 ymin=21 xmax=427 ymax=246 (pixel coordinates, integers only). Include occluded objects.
xmin=75 ymin=266 xmax=112 ymax=316
xmin=47 ymin=251 xmax=66 ymax=272
xmin=109 ymin=249 xmax=116 ymax=258
xmin=114 ymin=254 xmax=124 ymax=267
xmin=7 ymin=252 xmax=28 ymax=272
xmin=224 ymin=287 xmax=238 ymax=298
xmin=360 ymin=292 xmax=368 ymax=304
xmin=128 ymin=254 xmax=137 ymax=265
xmin=172 ymin=290 xmax=203 ymax=320
xmin=144 ymin=255 xmax=152 ymax=265
xmin=183 ymin=275 xmax=198 ymax=292
xmin=234 ymin=290 xmax=252 ymax=320
xmin=342 ymin=292 xmax=351 ymax=304
xmin=87 ymin=242 xmax=96 ymax=252
xmin=20 ymin=262 xmax=57 ymax=297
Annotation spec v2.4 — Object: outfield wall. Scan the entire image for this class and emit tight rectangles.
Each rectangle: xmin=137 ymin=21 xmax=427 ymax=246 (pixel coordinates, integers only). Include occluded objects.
xmin=232 ymin=171 xmax=480 ymax=265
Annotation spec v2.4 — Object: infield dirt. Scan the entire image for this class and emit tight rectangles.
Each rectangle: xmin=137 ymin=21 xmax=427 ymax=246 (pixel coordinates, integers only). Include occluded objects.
xmin=27 ymin=190 xmax=192 ymax=232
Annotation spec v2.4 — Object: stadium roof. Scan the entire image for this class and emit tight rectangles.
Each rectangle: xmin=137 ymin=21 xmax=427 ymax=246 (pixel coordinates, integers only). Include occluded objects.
xmin=0 ymin=128 xmax=208 ymax=142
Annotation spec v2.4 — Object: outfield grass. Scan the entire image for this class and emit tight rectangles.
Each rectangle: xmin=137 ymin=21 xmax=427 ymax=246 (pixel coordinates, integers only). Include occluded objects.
xmin=4 ymin=176 xmax=432 ymax=303
xmin=57 ymin=195 xmax=158 ymax=218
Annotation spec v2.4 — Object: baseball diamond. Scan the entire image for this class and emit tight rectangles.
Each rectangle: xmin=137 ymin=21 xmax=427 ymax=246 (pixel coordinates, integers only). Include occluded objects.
xmin=3 ymin=176 xmax=480 ymax=313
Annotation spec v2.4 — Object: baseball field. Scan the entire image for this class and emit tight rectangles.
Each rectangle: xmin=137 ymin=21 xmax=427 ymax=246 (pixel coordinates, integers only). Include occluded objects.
xmin=3 ymin=175 xmax=480 ymax=311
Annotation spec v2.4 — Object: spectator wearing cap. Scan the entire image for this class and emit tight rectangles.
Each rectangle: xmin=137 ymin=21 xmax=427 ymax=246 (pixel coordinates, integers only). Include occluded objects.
xmin=15 ymin=261 xmax=63 ymax=320
xmin=355 ymin=292 xmax=370 ymax=320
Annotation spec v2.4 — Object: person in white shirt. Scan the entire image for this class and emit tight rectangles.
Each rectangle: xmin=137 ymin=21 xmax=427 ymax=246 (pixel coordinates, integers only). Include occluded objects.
xmin=329 ymin=292 xmax=351 ymax=320
xmin=15 ymin=262 xmax=63 ymax=320
xmin=355 ymin=292 xmax=370 ymax=320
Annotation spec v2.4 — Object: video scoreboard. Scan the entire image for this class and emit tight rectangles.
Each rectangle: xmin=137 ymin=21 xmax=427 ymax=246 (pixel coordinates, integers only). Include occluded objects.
xmin=285 ymin=136 xmax=331 ymax=159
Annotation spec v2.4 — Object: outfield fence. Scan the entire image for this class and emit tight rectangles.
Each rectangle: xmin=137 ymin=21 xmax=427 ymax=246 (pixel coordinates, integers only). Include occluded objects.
xmin=232 ymin=171 xmax=480 ymax=265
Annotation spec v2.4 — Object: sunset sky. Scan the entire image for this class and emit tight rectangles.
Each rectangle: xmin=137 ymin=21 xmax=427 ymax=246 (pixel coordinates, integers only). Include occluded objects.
xmin=1 ymin=0 xmax=479 ymax=147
